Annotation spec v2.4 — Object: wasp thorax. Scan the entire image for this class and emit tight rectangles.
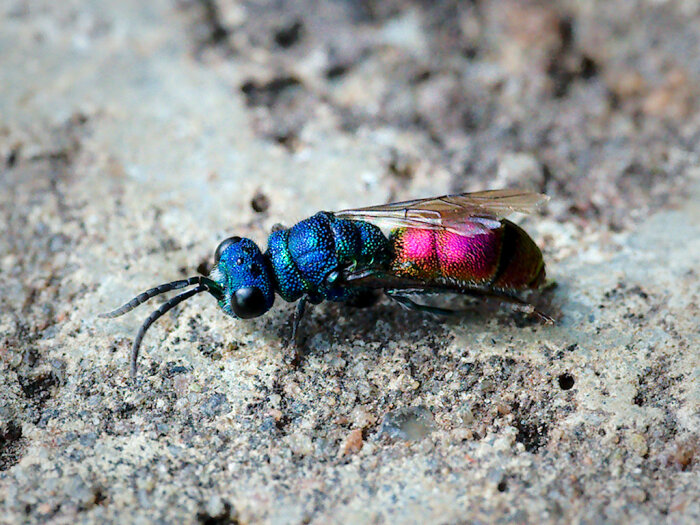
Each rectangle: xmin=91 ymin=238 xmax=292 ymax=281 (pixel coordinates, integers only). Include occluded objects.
xmin=210 ymin=237 xmax=275 ymax=319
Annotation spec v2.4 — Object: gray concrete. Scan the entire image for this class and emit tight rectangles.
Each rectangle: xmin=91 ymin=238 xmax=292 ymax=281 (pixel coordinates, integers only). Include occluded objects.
xmin=1 ymin=1 xmax=698 ymax=523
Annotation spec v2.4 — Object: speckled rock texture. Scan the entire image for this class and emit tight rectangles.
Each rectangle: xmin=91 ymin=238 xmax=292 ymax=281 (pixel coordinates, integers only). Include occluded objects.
xmin=1 ymin=1 xmax=698 ymax=523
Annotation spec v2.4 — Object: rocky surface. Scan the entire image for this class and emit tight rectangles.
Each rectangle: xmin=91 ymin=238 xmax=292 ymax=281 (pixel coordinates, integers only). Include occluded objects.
xmin=1 ymin=0 xmax=698 ymax=523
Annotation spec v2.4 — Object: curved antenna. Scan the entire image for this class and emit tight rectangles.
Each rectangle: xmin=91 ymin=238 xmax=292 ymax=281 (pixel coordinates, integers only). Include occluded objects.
xmin=100 ymin=276 xmax=222 ymax=318
xmin=129 ymin=283 xmax=211 ymax=379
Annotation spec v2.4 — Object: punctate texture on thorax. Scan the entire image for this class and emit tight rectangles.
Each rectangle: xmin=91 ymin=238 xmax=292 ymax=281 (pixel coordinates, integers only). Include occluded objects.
xmin=266 ymin=212 xmax=391 ymax=303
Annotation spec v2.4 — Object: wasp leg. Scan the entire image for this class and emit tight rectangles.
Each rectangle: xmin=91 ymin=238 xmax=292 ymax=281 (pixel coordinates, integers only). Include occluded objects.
xmin=285 ymin=296 xmax=308 ymax=367
xmin=456 ymin=288 xmax=554 ymax=323
xmin=386 ymin=289 xmax=553 ymax=323
xmin=386 ymin=291 xmax=470 ymax=317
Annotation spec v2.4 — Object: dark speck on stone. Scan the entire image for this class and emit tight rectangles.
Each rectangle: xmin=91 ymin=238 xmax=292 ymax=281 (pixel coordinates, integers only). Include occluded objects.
xmin=290 ymin=401 xmax=308 ymax=415
xmin=41 ymin=325 xmax=60 ymax=339
xmin=38 ymin=409 xmax=60 ymax=428
xmin=59 ymin=431 xmax=78 ymax=445
xmin=48 ymin=233 xmax=69 ymax=252
xmin=201 ymin=393 xmax=228 ymax=417
xmin=379 ymin=406 xmax=436 ymax=441
xmin=79 ymin=433 xmax=97 ymax=447
xmin=259 ymin=417 xmax=279 ymax=434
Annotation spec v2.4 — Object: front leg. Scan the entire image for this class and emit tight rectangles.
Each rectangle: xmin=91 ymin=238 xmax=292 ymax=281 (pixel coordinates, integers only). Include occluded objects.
xmin=285 ymin=296 xmax=308 ymax=367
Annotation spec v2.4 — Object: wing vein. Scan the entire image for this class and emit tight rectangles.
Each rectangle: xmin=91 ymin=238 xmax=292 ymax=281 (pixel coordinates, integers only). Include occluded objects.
xmin=335 ymin=189 xmax=548 ymax=237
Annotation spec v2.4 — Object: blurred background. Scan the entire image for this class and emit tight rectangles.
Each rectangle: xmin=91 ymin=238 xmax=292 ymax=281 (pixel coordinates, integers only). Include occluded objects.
xmin=1 ymin=1 xmax=698 ymax=523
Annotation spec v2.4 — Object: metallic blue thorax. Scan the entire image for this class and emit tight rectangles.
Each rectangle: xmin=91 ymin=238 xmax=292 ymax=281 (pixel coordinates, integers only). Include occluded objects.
xmin=266 ymin=212 xmax=391 ymax=304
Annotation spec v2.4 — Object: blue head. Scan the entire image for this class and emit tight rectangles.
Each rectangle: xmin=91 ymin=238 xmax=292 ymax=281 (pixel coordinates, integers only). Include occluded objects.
xmin=209 ymin=236 xmax=275 ymax=319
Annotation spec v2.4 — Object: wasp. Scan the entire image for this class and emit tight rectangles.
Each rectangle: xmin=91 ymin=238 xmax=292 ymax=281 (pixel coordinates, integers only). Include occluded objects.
xmin=101 ymin=189 xmax=550 ymax=378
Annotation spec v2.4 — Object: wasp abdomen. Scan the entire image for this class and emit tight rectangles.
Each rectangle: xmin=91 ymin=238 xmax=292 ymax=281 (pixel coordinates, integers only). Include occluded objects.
xmin=492 ymin=219 xmax=545 ymax=289
xmin=389 ymin=219 xmax=544 ymax=290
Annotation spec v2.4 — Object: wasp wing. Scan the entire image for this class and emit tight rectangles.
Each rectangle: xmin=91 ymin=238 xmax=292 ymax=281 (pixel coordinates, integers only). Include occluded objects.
xmin=335 ymin=189 xmax=548 ymax=236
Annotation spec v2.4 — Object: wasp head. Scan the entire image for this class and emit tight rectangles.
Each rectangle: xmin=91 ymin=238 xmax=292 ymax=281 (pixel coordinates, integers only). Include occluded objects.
xmin=209 ymin=236 xmax=275 ymax=319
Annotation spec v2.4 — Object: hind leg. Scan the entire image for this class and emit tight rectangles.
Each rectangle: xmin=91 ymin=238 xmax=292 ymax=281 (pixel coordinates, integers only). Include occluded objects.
xmin=386 ymin=291 xmax=470 ymax=317
xmin=386 ymin=288 xmax=553 ymax=323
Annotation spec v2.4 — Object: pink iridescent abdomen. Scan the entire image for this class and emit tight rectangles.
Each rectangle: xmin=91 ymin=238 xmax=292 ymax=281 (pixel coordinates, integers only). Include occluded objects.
xmin=389 ymin=219 xmax=545 ymax=290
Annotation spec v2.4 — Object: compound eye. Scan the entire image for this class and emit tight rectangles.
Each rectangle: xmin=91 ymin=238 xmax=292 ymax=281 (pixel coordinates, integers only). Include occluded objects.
xmin=231 ymin=287 xmax=267 ymax=319
xmin=214 ymin=236 xmax=242 ymax=263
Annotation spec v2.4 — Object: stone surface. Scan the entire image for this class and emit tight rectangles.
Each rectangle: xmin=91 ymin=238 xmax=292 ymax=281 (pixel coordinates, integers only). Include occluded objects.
xmin=1 ymin=1 xmax=698 ymax=523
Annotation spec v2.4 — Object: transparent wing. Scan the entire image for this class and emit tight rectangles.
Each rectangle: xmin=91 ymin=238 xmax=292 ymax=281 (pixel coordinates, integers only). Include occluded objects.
xmin=335 ymin=189 xmax=548 ymax=236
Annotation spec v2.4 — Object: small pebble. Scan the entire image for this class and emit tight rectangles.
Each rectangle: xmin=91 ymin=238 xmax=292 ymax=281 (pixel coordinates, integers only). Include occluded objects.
xmin=338 ymin=429 xmax=364 ymax=457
